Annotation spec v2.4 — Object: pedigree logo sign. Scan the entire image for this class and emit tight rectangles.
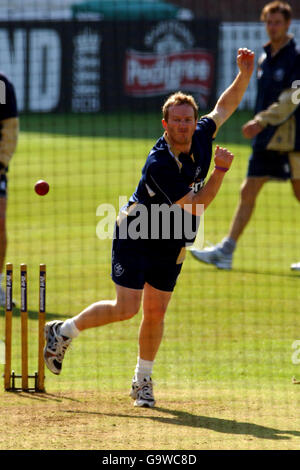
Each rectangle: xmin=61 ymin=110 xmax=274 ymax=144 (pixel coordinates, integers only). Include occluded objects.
xmin=124 ymin=21 xmax=215 ymax=107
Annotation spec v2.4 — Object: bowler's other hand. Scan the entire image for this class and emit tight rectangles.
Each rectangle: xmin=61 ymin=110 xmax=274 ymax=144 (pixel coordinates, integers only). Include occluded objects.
xmin=237 ymin=48 xmax=255 ymax=77
xmin=214 ymin=145 xmax=234 ymax=171
xmin=242 ymin=119 xmax=264 ymax=139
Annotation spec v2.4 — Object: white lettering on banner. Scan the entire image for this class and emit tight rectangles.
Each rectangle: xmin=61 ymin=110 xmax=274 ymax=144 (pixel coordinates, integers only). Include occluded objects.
xmin=74 ymin=71 xmax=100 ymax=82
xmin=0 ymin=29 xmax=25 ymax=110
xmin=292 ymin=340 xmax=300 ymax=365
xmin=72 ymin=28 xmax=101 ymax=112
xmin=125 ymin=50 xmax=214 ymax=106
xmin=73 ymin=84 xmax=100 ymax=94
xmin=29 ymin=29 xmax=61 ymax=111
xmin=144 ymin=20 xmax=194 ymax=50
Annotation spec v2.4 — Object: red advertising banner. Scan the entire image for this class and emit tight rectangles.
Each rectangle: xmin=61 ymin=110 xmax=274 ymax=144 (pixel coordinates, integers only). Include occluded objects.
xmin=125 ymin=49 xmax=215 ymax=107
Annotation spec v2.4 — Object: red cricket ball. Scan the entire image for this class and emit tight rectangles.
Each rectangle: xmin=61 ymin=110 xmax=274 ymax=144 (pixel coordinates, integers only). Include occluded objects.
xmin=34 ymin=180 xmax=50 ymax=196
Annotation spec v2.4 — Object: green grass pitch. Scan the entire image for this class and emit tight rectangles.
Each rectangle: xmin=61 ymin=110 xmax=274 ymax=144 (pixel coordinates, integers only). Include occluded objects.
xmin=1 ymin=111 xmax=300 ymax=450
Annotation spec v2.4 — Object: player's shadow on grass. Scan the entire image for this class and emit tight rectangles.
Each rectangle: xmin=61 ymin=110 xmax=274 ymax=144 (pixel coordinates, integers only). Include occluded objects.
xmin=233 ymin=267 xmax=299 ymax=279
xmin=191 ymin=262 xmax=299 ymax=279
xmin=147 ymin=407 xmax=300 ymax=441
xmin=0 ymin=307 xmax=63 ymax=321
xmin=74 ymin=407 xmax=300 ymax=441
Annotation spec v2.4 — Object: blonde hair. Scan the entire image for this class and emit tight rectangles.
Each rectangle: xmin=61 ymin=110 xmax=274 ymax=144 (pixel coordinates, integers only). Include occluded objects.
xmin=162 ymin=92 xmax=198 ymax=122
xmin=260 ymin=1 xmax=292 ymax=22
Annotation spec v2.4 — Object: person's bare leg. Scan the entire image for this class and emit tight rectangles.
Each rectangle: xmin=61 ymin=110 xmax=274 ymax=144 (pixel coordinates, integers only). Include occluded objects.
xmin=138 ymin=283 xmax=172 ymax=361
xmin=290 ymin=178 xmax=300 ymax=202
xmin=44 ymin=284 xmax=143 ymax=375
xmin=228 ymin=177 xmax=268 ymax=242
xmin=0 ymin=197 xmax=7 ymax=275
xmin=131 ymin=283 xmax=173 ymax=407
xmin=289 ymin=178 xmax=300 ymax=270
xmin=190 ymin=177 xmax=269 ymax=268
xmin=73 ymin=284 xmax=143 ymax=331
xmin=0 ymin=197 xmax=7 ymax=305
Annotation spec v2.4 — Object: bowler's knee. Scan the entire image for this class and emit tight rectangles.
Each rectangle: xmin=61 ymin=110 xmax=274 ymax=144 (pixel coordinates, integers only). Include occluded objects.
xmin=293 ymin=190 xmax=300 ymax=202
xmin=116 ymin=299 xmax=141 ymax=321
xmin=0 ymin=213 xmax=6 ymax=236
xmin=143 ymin=305 xmax=167 ymax=324
xmin=291 ymin=181 xmax=300 ymax=202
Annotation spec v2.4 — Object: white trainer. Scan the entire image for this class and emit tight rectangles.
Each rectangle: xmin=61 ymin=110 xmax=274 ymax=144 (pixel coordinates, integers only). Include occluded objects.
xmin=44 ymin=320 xmax=72 ymax=375
xmin=291 ymin=262 xmax=300 ymax=271
xmin=190 ymin=245 xmax=232 ymax=270
xmin=130 ymin=376 xmax=156 ymax=408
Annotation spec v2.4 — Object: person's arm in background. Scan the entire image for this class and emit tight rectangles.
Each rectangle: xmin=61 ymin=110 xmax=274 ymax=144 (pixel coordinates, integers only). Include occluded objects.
xmin=0 ymin=77 xmax=19 ymax=169
xmin=0 ymin=117 xmax=19 ymax=169
xmin=242 ymin=87 xmax=300 ymax=138
xmin=243 ymin=51 xmax=300 ymax=139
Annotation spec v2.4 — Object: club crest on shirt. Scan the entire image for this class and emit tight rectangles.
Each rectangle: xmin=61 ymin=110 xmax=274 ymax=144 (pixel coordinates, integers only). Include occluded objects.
xmin=273 ymin=68 xmax=285 ymax=81
xmin=114 ymin=263 xmax=124 ymax=277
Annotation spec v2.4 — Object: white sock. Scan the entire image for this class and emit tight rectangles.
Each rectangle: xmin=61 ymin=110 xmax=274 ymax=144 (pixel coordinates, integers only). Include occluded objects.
xmin=134 ymin=357 xmax=154 ymax=382
xmin=60 ymin=318 xmax=80 ymax=338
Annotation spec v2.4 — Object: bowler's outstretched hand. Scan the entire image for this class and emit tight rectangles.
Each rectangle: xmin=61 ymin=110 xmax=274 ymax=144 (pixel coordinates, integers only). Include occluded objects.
xmin=214 ymin=145 xmax=234 ymax=171
xmin=237 ymin=48 xmax=255 ymax=77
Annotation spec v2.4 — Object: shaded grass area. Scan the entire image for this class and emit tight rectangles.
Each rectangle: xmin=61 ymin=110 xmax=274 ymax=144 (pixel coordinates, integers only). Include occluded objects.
xmin=1 ymin=388 xmax=300 ymax=450
xmin=19 ymin=110 xmax=253 ymax=142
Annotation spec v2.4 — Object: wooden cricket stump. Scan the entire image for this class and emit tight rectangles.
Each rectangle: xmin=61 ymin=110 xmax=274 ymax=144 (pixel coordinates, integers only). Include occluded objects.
xmin=4 ymin=263 xmax=46 ymax=392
